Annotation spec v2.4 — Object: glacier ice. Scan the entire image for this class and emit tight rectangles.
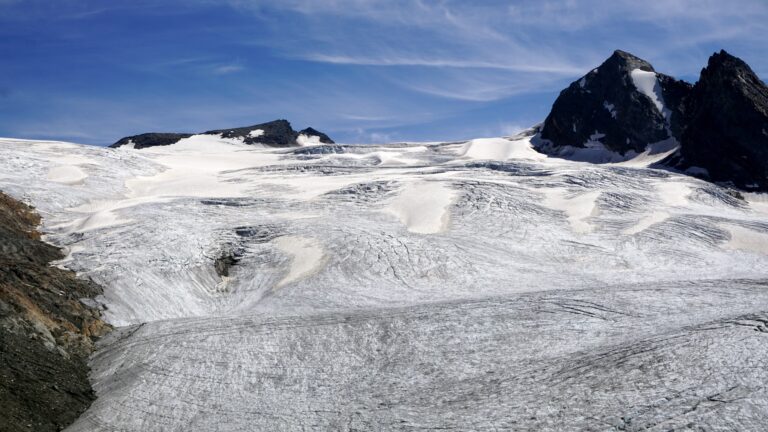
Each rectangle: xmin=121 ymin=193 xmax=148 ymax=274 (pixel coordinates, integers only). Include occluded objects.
xmin=1 ymin=134 xmax=768 ymax=430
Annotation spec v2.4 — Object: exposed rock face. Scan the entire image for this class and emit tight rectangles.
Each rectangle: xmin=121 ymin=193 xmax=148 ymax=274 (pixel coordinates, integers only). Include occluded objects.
xmin=670 ymin=50 xmax=768 ymax=191
xmin=111 ymin=119 xmax=334 ymax=149
xmin=0 ymin=192 xmax=110 ymax=432
xmin=539 ymin=50 xmax=691 ymax=154
xmin=109 ymin=133 xmax=193 ymax=149
xmin=298 ymin=127 xmax=334 ymax=144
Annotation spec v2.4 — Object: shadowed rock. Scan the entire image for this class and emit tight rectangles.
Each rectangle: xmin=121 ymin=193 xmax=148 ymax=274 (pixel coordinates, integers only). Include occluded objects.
xmin=0 ymin=191 xmax=110 ymax=432
xmin=109 ymin=132 xmax=193 ymax=149
xmin=539 ymin=50 xmax=691 ymax=154
xmin=666 ymin=50 xmax=768 ymax=191
xmin=111 ymin=119 xmax=334 ymax=149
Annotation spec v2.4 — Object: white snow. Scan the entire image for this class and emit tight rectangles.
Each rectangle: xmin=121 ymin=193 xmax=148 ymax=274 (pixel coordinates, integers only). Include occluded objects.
xmin=630 ymin=69 xmax=670 ymax=120
xmin=585 ymin=131 xmax=606 ymax=146
xmin=611 ymin=138 xmax=679 ymax=168
xmin=43 ymin=152 xmax=98 ymax=185
xmin=541 ymin=189 xmax=600 ymax=234
xmin=745 ymin=193 xmax=768 ymax=215
xmin=655 ymin=181 xmax=690 ymax=207
xmin=623 ymin=211 xmax=670 ymax=235
xmin=296 ymin=134 xmax=321 ymax=146
xmin=47 ymin=165 xmax=88 ymax=185
xmin=274 ymin=236 xmax=326 ymax=287
xmin=603 ymin=101 xmax=617 ymax=119
xmin=248 ymin=129 xmax=265 ymax=138
xmin=459 ymin=137 xmax=546 ymax=161
xmin=385 ymin=181 xmax=457 ymax=234
xmin=578 ymin=77 xmax=587 ymax=88
xmin=722 ymin=224 xmax=768 ymax=255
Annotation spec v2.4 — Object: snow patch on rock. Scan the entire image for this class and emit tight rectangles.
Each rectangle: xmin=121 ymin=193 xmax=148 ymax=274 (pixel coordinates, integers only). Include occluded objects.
xmin=603 ymin=101 xmax=617 ymax=119
xmin=296 ymin=134 xmax=321 ymax=146
xmin=630 ymin=69 xmax=671 ymax=121
xmin=248 ymin=129 xmax=265 ymax=138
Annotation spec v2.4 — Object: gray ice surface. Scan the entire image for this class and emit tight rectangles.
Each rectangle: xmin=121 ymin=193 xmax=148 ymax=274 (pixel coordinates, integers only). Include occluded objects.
xmin=1 ymin=136 xmax=767 ymax=431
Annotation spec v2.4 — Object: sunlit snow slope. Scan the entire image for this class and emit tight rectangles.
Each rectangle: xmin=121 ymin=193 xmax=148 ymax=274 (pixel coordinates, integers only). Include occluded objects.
xmin=2 ymin=132 xmax=768 ymax=430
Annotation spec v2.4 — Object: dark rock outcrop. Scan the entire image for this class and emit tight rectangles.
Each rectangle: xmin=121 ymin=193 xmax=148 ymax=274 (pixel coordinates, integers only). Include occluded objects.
xmin=668 ymin=50 xmax=768 ymax=191
xmin=298 ymin=127 xmax=334 ymax=145
xmin=539 ymin=50 xmax=691 ymax=154
xmin=109 ymin=133 xmax=193 ymax=149
xmin=0 ymin=192 xmax=110 ymax=432
xmin=537 ymin=48 xmax=768 ymax=191
xmin=111 ymin=119 xmax=334 ymax=149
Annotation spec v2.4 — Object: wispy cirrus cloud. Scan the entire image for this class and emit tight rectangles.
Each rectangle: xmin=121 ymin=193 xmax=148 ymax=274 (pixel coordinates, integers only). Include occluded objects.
xmin=211 ymin=64 xmax=245 ymax=75
xmin=1 ymin=0 xmax=766 ymax=144
xmin=302 ymin=54 xmax=583 ymax=74
xmin=218 ymin=0 xmax=768 ymax=100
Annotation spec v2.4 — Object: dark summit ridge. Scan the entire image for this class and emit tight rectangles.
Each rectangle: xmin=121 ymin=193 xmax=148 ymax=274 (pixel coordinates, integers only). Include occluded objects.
xmin=538 ymin=50 xmax=691 ymax=155
xmin=668 ymin=50 xmax=768 ymax=191
xmin=110 ymin=133 xmax=193 ymax=149
xmin=206 ymin=119 xmax=299 ymax=146
xmin=111 ymin=119 xmax=334 ymax=149
xmin=298 ymin=127 xmax=334 ymax=145
xmin=537 ymin=48 xmax=768 ymax=191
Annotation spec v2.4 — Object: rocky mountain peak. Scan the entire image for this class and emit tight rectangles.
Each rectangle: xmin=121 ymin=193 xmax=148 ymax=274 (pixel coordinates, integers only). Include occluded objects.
xmin=111 ymin=119 xmax=334 ymax=149
xmin=697 ymin=50 xmax=768 ymax=106
xmin=670 ymin=50 xmax=768 ymax=190
xmin=604 ymin=49 xmax=655 ymax=72
xmin=537 ymin=50 xmax=691 ymax=156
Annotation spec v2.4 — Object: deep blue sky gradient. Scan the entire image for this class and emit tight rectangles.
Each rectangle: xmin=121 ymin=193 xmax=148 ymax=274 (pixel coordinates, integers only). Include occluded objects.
xmin=1 ymin=0 xmax=766 ymax=145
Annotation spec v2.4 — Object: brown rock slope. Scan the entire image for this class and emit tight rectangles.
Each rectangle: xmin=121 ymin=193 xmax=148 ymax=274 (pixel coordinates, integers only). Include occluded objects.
xmin=0 ymin=191 xmax=110 ymax=432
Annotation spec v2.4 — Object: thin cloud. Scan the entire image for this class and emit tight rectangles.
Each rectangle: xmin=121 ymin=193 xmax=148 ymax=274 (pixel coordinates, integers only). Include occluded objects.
xmin=340 ymin=114 xmax=393 ymax=122
xmin=212 ymin=64 xmax=245 ymax=75
xmin=303 ymin=54 xmax=584 ymax=74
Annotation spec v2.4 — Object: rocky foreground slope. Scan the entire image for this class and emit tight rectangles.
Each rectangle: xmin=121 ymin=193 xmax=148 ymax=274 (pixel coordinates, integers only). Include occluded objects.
xmin=0 ymin=192 xmax=110 ymax=432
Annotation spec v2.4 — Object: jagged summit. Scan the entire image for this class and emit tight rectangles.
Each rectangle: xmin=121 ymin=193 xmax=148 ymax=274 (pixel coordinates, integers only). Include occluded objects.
xmin=110 ymin=119 xmax=334 ymax=149
xmin=298 ymin=127 xmax=334 ymax=145
xmin=537 ymin=48 xmax=768 ymax=191
xmin=604 ymin=49 xmax=655 ymax=72
xmin=537 ymin=49 xmax=691 ymax=156
xmin=698 ymin=50 xmax=768 ymax=103
xmin=669 ymin=50 xmax=768 ymax=190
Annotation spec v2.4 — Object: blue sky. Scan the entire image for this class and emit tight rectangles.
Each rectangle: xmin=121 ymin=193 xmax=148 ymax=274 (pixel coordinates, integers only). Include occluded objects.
xmin=1 ymin=0 xmax=767 ymax=145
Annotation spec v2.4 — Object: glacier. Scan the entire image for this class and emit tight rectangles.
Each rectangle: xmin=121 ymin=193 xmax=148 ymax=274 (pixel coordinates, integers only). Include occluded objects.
xmin=2 ymin=132 xmax=768 ymax=430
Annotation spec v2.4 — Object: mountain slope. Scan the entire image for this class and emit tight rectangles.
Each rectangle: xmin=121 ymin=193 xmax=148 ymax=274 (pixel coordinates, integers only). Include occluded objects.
xmin=669 ymin=50 xmax=768 ymax=191
xmin=0 ymin=191 xmax=110 ymax=432
xmin=539 ymin=50 xmax=691 ymax=155
xmin=110 ymin=119 xmax=334 ymax=149
xmin=538 ymin=49 xmax=768 ymax=191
